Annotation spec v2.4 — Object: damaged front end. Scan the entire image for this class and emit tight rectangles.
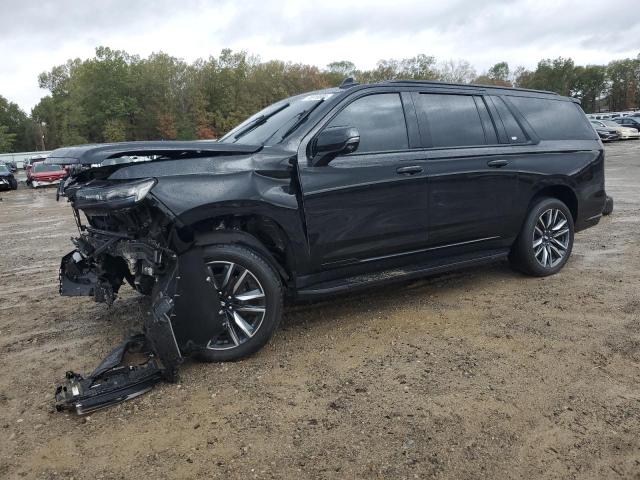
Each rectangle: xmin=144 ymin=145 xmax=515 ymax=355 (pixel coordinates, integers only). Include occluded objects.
xmin=55 ymin=173 xmax=225 ymax=414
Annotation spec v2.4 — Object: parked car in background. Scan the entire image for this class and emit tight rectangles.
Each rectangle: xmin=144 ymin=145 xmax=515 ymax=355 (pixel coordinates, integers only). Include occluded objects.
xmin=594 ymin=127 xmax=620 ymax=142
xmin=27 ymin=162 xmax=66 ymax=188
xmin=614 ymin=117 xmax=640 ymax=132
xmin=24 ymin=154 xmax=48 ymax=171
xmin=590 ymin=120 xmax=640 ymax=139
xmin=0 ymin=163 xmax=18 ymax=191
xmin=3 ymin=160 xmax=18 ymax=173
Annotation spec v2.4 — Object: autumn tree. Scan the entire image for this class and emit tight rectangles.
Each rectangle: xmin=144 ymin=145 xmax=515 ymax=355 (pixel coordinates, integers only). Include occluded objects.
xmin=26 ymin=46 xmax=640 ymax=149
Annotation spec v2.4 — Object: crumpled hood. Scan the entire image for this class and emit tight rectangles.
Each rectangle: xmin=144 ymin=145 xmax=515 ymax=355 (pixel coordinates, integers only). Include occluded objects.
xmin=44 ymin=140 xmax=262 ymax=165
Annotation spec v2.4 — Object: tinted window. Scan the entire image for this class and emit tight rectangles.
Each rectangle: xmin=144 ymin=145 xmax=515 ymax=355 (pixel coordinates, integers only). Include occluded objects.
xmin=33 ymin=163 xmax=63 ymax=173
xmin=415 ymin=93 xmax=486 ymax=147
xmin=327 ymin=93 xmax=408 ymax=153
xmin=508 ymin=96 xmax=597 ymax=140
xmin=491 ymin=96 xmax=526 ymax=143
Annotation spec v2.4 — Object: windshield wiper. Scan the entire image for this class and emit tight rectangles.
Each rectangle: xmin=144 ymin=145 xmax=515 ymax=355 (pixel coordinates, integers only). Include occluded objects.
xmin=278 ymin=100 xmax=325 ymax=141
xmin=232 ymin=103 xmax=290 ymax=142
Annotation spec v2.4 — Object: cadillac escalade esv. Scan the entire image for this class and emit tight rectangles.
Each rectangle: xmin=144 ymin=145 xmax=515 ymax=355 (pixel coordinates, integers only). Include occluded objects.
xmin=49 ymin=80 xmax=605 ymax=401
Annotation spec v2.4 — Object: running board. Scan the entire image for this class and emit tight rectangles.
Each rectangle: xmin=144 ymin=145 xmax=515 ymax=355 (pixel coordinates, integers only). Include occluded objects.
xmin=295 ymin=250 xmax=508 ymax=299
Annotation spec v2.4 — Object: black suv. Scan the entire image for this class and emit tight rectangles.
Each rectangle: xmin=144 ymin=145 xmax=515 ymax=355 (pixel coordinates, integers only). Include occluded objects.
xmin=50 ymin=80 xmax=605 ymax=373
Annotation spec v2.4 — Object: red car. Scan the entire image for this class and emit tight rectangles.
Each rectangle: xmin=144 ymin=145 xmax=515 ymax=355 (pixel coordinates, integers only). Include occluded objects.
xmin=27 ymin=162 xmax=66 ymax=188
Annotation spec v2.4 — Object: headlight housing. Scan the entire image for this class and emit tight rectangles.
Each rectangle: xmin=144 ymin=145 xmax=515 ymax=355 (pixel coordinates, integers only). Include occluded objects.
xmin=74 ymin=178 xmax=156 ymax=210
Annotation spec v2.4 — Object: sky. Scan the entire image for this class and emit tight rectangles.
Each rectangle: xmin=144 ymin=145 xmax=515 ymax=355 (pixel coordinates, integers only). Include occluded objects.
xmin=0 ymin=0 xmax=639 ymax=112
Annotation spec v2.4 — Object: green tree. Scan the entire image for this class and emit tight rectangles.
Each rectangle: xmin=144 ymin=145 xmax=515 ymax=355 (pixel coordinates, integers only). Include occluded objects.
xmin=0 ymin=124 xmax=16 ymax=152
xmin=29 ymin=46 xmax=640 ymax=150
xmin=103 ymin=118 xmax=127 ymax=142
xmin=518 ymin=57 xmax=577 ymax=96
xmin=572 ymin=65 xmax=607 ymax=113
xmin=327 ymin=61 xmax=356 ymax=77
xmin=606 ymin=58 xmax=639 ymax=111
xmin=0 ymin=94 xmax=36 ymax=151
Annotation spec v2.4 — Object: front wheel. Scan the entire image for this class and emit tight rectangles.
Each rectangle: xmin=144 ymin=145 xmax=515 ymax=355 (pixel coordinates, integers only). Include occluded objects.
xmin=509 ymin=197 xmax=574 ymax=277
xmin=195 ymin=244 xmax=283 ymax=362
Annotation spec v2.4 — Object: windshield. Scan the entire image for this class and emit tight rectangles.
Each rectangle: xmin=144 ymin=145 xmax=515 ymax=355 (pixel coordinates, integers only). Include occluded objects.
xmin=33 ymin=163 xmax=63 ymax=173
xmin=601 ymin=120 xmax=620 ymax=128
xmin=218 ymin=92 xmax=335 ymax=145
xmin=0 ymin=164 xmax=9 ymax=173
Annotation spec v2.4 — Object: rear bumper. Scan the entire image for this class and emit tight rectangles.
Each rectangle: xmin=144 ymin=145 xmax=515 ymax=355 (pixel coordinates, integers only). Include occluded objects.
xmin=575 ymin=213 xmax=602 ymax=232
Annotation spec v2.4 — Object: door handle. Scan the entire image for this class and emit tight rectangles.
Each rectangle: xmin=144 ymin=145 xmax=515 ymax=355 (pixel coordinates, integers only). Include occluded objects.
xmin=396 ymin=165 xmax=423 ymax=175
xmin=487 ymin=159 xmax=509 ymax=168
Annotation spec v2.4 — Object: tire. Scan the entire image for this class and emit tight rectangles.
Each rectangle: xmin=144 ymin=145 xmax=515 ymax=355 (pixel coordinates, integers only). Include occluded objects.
xmin=509 ymin=197 xmax=574 ymax=277
xmin=194 ymin=244 xmax=283 ymax=362
xmin=602 ymin=195 xmax=614 ymax=216
xmin=10 ymin=178 xmax=17 ymax=190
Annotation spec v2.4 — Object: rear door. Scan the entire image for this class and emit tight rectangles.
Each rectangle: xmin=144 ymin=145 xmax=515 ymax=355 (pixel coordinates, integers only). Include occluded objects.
xmin=298 ymin=90 xmax=430 ymax=270
xmin=412 ymin=90 xmax=521 ymax=247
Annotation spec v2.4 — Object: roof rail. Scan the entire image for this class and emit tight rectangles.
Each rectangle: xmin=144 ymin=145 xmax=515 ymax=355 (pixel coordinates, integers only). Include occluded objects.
xmin=382 ymin=79 xmax=558 ymax=96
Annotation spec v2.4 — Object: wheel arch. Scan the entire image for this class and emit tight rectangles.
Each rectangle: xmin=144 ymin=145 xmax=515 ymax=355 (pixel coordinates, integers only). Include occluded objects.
xmin=529 ymin=184 xmax=578 ymax=223
xmin=188 ymin=214 xmax=296 ymax=286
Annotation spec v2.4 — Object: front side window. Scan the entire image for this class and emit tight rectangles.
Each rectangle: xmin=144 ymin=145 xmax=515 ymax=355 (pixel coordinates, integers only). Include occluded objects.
xmin=415 ymin=93 xmax=487 ymax=148
xmin=326 ymin=93 xmax=409 ymax=154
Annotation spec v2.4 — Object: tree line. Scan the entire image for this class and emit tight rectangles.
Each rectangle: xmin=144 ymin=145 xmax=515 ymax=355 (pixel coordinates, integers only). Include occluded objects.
xmin=1 ymin=47 xmax=639 ymax=153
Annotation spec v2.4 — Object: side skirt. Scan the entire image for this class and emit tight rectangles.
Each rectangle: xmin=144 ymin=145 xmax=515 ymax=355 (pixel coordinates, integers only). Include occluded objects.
xmin=294 ymin=249 xmax=509 ymax=300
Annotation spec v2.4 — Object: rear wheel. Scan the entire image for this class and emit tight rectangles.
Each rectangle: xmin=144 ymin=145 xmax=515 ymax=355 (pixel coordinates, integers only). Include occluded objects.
xmin=195 ymin=244 xmax=283 ymax=362
xmin=509 ymin=197 xmax=574 ymax=277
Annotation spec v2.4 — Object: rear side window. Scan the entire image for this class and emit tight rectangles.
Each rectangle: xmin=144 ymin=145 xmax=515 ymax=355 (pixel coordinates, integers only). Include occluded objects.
xmin=508 ymin=96 xmax=597 ymax=140
xmin=327 ymin=93 xmax=408 ymax=153
xmin=415 ymin=93 xmax=487 ymax=148
xmin=490 ymin=96 xmax=526 ymax=143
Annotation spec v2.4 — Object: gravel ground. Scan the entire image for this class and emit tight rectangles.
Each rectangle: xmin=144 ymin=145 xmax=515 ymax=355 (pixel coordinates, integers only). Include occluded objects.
xmin=0 ymin=142 xmax=639 ymax=479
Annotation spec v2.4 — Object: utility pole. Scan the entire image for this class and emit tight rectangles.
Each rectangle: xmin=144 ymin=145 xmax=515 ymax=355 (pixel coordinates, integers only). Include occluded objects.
xmin=39 ymin=122 xmax=46 ymax=151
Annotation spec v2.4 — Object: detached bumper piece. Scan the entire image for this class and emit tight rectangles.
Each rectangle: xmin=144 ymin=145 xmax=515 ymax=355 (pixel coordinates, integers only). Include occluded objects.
xmin=55 ymin=243 xmax=225 ymax=414
xmin=55 ymin=334 xmax=163 ymax=415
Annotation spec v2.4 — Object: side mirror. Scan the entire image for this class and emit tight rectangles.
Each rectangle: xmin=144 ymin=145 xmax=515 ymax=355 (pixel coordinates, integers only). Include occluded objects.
xmin=312 ymin=126 xmax=360 ymax=166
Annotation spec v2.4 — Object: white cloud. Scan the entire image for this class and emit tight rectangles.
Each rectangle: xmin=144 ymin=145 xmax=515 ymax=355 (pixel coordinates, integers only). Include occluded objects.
xmin=0 ymin=0 xmax=638 ymax=111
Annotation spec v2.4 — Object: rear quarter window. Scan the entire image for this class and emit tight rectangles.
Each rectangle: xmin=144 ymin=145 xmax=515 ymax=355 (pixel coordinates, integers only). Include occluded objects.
xmin=508 ymin=96 xmax=597 ymax=141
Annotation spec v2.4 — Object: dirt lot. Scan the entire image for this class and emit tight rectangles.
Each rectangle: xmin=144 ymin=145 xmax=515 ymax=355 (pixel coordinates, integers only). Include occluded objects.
xmin=1 ymin=142 xmax=639 ymax=480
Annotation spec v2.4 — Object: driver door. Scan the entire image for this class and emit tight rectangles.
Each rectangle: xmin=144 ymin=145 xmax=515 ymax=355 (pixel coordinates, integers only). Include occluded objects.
xmin=298 ymin=91 xmax=430 ymax=271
